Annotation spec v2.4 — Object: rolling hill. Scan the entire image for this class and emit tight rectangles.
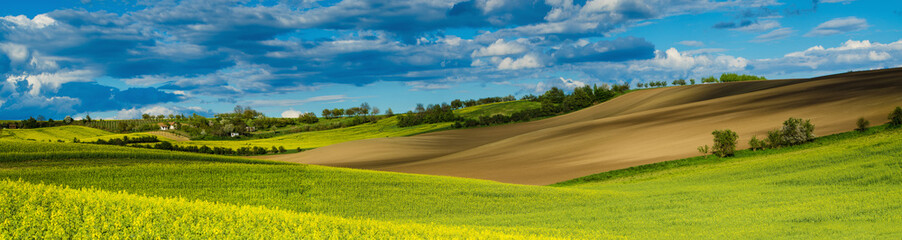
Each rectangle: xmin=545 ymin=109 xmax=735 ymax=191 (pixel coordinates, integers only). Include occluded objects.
xmin=261 ymin=67 xmax=902 ymax=185
xmin=1 ymin=123 xmax=901 ymax=238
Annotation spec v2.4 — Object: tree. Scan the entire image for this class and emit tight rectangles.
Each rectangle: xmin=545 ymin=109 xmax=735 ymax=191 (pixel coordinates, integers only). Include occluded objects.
xmin=385 ymin=108 xmax=394 ymax=117
xmin=299 ymin=112 xmax=319 ymax=124
xmin=451 ymin=99 xmax=463 ymax=109
xmin=64 ymin=116 xmax=73 ymax=124
xmin=689 ymin=79 xmax=696 ymax=85
xmin=748 ymin=136 xmax=764 ymax=151
xmin=712 ymin=129 xmax=738 ymax=157
xmin=780 ymin=118 xmax=814 ymax=146
xmin=889 ymin=106 xmax=902 ymax=128
xmin=672 ymin=79 xmax=687 ymax=86
xmin=539 ymin=87 xmax=565 ymax=104
xmin=415 ymin=103 xmax=425 ymax=113
xmin=372 ymin=107 xmax=380 ymax=116
xmin=322 ymin=109 xmax=332 ymax=119
xmin=359 ymin=102 xmax=371 ymax=115
xmin=697 ymin=145 xmax=709 ymax=158
xmin=855 ymin=117 xmax=870 ymax=132
xmin=765 ymin=129 xmax=783 ymax=148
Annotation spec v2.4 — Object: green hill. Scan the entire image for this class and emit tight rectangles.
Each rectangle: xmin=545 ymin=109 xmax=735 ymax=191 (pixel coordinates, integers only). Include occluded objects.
xmin=1 ymin=125 xmax=900 ymax=238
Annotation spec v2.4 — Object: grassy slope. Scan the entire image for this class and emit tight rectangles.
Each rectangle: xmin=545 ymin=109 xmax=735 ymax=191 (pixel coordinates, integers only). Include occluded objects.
xmin=1 ymin=126 xmax=901 ymax=238
xmin=0 ymin=180 xmax=556 ymax=240
xmin=1 ymin=125 xmax=115 ymax=142
xmin=456 ymin=100 xmax=541 ymax=119
xmin=0 ymin=101 xmax=527 ymax=150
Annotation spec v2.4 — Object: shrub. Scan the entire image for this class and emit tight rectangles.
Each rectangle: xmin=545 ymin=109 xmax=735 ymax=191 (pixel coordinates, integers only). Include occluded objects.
xmin=712 ymin=129 xmax=738 ymax=157
xmin=765 ymin=129 xmax=783 ymax=148
xmin=298 ymin=112 xmax=319 ymax=124
xmin=780 ymin=118 xmax=815 ymax=146
xmin=748 ymin=136 xmax=765 ymax=151
xmin=889 ymin=107 xmax=902 ymax=128
xmin=856 ymin=117 xmax=870 ymax=132
xmin=697 ymin=145 xmax=709 ymax=158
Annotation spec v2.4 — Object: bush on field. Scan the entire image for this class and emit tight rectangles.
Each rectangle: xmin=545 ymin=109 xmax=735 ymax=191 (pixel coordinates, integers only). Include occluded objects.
xmin=779 ymin=118 xmax=815 ymax=146
xmin=889 ymin=106 xmax=902 ymax=128
xmin=748 ymin=136 xmax=765 ymax=151
xmin=856 ymin=117 xmax=869 ymax=132
xmin=712 ymin=129 xmax=738 ymax=157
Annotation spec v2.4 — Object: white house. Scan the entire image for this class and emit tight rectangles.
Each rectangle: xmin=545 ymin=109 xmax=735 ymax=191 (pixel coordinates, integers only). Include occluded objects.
xmin=157 ymin=123 xmax=170 ymax=131
xmin=230 ymin=132 xmax=240 ymax=137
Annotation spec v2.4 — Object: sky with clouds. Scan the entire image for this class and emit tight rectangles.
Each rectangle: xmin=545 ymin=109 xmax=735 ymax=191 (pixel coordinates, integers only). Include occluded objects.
xmin=1 ymin=0 xmax=900 ymax=120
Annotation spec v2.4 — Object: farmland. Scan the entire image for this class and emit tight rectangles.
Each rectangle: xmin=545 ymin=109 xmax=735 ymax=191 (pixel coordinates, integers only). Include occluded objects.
xmin=1 ymin=125 xmax=901 ymax=238
xmin=0 ymin=98 xmax=535 ymax=152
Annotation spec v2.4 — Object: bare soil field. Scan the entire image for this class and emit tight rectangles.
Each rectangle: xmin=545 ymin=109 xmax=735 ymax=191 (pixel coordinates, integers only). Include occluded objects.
xmin=260 ymin=68 xmax=902 ymax=185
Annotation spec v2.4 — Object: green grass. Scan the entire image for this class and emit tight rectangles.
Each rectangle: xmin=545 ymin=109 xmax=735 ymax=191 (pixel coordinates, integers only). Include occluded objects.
xmin=0 ymin=180 xmax=557 ymax=239
xmin=0 ymin=125 xmax=115 ymax=142
xmin=455 ymin=100 xmax=541 ymax=119
xmin=1 ymin=126 xmax=901 ymax=238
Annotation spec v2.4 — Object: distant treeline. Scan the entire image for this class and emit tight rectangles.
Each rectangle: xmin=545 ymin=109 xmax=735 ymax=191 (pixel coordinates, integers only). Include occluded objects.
xmin=636 ymin=73 xmax=766 ymax=88
xmin=453 ymin=84 xmax=628 ymax=128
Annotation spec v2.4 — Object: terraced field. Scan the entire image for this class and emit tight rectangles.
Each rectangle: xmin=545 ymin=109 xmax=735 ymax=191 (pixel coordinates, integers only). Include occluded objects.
xmin=1 ymin=126 xmax=900 ymax=238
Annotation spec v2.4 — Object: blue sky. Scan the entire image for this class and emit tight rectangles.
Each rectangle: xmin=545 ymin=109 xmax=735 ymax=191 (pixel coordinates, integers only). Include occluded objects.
xmin=1 ymin=0 xmax=900 ymax=120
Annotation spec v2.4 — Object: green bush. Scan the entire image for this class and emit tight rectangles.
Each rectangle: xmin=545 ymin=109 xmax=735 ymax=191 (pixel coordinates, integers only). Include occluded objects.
xmin=889 ymin=107 xmax=902 ymax=128
xmin=856 ymin=117 xmax=870 ymax=132
xmin=748 ymin=136 xmax=765 ymax=151
xmin=780 ymin=118 xmax=815 ymax=146
xmin=712 ymin=129 xmax=738 ymax=157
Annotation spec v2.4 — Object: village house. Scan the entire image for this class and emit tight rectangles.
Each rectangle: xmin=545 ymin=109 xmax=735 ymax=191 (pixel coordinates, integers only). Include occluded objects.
xmin=230 ymin=132 xmax=240 ymax=137
xmin=157 ymin=122 xmax=178 ymax=131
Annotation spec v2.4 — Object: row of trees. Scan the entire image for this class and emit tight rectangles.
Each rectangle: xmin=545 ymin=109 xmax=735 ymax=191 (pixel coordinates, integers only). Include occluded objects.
xmin=702 ymin=106 xmax=902 ymax=158
xmin=397 ymin=103 xmax=459 ymax=127
xmin=637 ymin=73 xmax=767 ymax=89
xmin=702 ymin=117 xmax=816 ymax=158
xmin=452 ymin=84 xmax=628 ymax=128
xmin=87 ymin=136 xmax=160 ymax=146
xmin=320 ymin=103 xmax=385 ymax=119
xmin=136 ymin=141 xmax=291 ymax=156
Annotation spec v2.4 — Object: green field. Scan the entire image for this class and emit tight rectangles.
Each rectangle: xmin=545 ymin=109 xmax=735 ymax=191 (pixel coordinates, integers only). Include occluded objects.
xmin=1 ymin=125 xmax=116 ymax=142
xmin=0 ymin=101 xmax=533 ymax=151
xmin=1 ymin=125 xmax=900 ymax=238
xmin=455 ymin=100 xmax=542 ymax=119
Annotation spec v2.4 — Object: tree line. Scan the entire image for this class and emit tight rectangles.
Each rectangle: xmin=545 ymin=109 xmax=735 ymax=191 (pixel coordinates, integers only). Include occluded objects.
xmin=701 ymin=106 xmax=902 ymax=158
xmin=452 ymin=83 xmax=628 ymax=128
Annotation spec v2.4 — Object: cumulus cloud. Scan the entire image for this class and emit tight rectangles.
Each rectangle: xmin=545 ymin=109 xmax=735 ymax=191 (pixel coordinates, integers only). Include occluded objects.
xmin=497 ymin=54 xmax=543 ymax=70
xmin=805 ymin=17 xmax=868 ymax=37
xmin=777 ymin=39 xmax=901 ymax=69
xmin=280 ymin=109 xmax=304 ymax=118
xmin=471 ymin=39 xmax=528 ymax=57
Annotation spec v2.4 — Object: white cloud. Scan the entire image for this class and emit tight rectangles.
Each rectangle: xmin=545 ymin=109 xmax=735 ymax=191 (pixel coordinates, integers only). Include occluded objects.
xmin=805 ymin=17 xmax=868 ymax=37
xmin=246 ymin=95 xmax=354 ymax=107
xmin=752 ymin=27 xmax=795 ymax=42
xmin=734 ymin=20 xmax=781 ymax=32
xmin=559 ymin=77 xmax=587 ymax=89
xmin=472 ymin=39 xmax=528 ymax=57
xmin=0 ymin=14 xmax=56 ymax=29
xmin=5 ymin=70 xmax=96 ymax=96
xmin=281 ymin=109 xmax=304 ymax=118
xmin=0 ymin=43 xmax=29 ymax=62
xmin=677 ymin=40 xmax=704 ymax=47
xmin=497 ymin=54 xmax=543 ymax=70
xmin=405 ymin=81 xmax=452 ymax=91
